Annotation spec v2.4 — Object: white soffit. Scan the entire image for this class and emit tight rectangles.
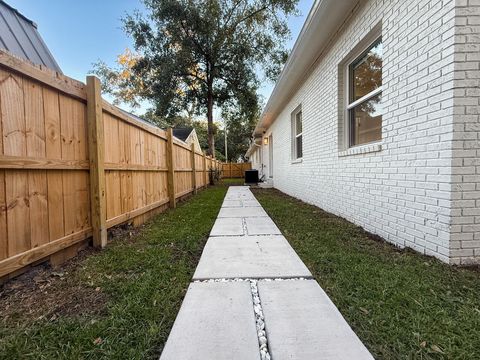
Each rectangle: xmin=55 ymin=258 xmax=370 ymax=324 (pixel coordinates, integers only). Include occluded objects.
xmin=254 ymin=0 xmax=358 ymax=136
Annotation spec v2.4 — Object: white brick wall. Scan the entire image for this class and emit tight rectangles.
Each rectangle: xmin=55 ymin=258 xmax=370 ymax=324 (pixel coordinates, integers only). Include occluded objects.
xmin=450 ymin=0 xmax=480 ymax=264
xmin=251 ymin=0 xmax=480 ymax=264
xmin=250 ymin=144 xmax=263 ymax=177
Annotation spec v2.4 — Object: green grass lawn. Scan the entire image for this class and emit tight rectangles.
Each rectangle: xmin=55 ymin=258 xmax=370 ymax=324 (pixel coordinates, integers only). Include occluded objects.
xmin=0 ymin=181 xmax=238 ymax=360
xmin=3 ymin=180 xmax=477 ymax=360
xmin=252 ymin=188 xmax=480 ymax=360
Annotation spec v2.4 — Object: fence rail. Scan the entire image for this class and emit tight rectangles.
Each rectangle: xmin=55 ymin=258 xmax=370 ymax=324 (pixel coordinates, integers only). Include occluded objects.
xmin=0 ymin=50 xmax=221 ymax=278
xmin=221 ymin=162 xmax=251 ymax=178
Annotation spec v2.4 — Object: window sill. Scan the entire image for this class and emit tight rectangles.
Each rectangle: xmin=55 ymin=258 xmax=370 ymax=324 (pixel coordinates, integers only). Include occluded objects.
xmin=291 ymin=158 xmax=303 ymax=164
xmin=339 ymin=142 xmax=382 ymax=157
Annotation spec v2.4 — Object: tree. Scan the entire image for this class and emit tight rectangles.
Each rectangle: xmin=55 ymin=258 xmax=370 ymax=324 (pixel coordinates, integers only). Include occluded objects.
xmin=191 ymin=120 xmax=227 ymax=160
xmin=140 ymin=109 xmax=226 ymax=156
xmin=222 ymin=93 xmax=260 ymax=161
xmin=93 ymin=0 xmax=298 ymax=156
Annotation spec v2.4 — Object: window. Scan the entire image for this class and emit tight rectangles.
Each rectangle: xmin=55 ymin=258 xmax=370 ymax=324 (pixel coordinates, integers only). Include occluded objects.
xmin=291 ymin=106 xmax=303 ymax=160
xmin=347 ymin=38 xmax=383 ymax=147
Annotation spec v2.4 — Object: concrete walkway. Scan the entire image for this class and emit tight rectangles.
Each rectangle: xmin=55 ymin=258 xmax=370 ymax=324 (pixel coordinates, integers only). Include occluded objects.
xmin=160 ymin=186 xmax=373 ymax=360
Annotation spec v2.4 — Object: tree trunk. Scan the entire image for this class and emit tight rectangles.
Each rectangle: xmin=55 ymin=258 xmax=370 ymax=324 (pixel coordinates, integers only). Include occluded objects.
xmin=206 ymin=81 xmax=215 ymax=157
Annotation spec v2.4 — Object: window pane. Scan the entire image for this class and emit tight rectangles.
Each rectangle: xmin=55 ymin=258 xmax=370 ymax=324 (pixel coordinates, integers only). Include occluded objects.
xmin=295 ymin=111 xmax=302 ymax=135
xmin=350 ymin=40 xmax=382 ymax=102
xmin=296 ymin=135 xmax=302 ymax=158
xmin=349 ymin=93 xmax=382 ymax=146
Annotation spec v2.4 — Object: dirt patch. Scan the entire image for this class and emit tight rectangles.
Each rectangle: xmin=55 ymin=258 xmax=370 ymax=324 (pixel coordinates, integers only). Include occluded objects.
xmin=0 ymin=222 xmax=154 ymax=328
xmin=109 ymin=222 xmax=144 ymax=244
xmin=0 ymin=248 xmax=107 ymax=327
xmin=0 ymin=224 xmax=147 ymax=326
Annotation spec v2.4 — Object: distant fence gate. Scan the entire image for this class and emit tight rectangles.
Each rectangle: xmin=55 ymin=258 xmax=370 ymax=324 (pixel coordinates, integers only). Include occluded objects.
xmin=221 ymin=162 xmax=251 ymax=178
xmin=0 ymin=50 xmax=221 ymax=279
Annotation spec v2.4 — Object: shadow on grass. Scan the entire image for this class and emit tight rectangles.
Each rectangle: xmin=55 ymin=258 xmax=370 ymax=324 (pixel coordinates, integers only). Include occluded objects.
xmin=0 ymin=183 xmax=230 ymax=360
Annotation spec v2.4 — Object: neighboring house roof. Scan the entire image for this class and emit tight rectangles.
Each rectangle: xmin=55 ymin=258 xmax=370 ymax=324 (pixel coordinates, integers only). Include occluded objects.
xmin=0 ymin=0 xmax=61 ymax=72
xmin=172 ymin=127 xmax=194 ymax=142
xmin=251 ymin=0 xmax=357 ymax=140
xmin=173 ymin=127 xmax=202 ymax=152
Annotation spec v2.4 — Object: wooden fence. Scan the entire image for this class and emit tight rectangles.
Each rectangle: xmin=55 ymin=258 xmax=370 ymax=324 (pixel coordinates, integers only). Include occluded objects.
xmin=0 ymin=50 xmax=221 ymax=278
xmin=221 ymin=162 xmax=251 ymax=178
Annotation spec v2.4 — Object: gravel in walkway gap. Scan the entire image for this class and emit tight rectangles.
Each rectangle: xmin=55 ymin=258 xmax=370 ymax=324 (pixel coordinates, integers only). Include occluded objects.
xmin=160 ymin=186 xmax=373 ymax=360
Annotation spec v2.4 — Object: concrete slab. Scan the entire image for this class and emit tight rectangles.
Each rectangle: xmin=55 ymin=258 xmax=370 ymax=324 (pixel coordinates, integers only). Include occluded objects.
xmin=222 ymin=199 xmax=260 ymax=207
xmin=193 ymin=235 xmax=312 ymax=280
xmin=210 ymin=217 xmax=244 ymax=236
xmin=245 ymin=217 xmax=281 ymax=235
xmin=228 ymin=186 xmax=250 ymax=190
xmin=242 ymin=199 xmax=261 ymax=207
xmin=222 ymin=200 xmax=243 ymax=208
xmin=224 ymin=189 xmax=256 ymax=200
xmin=226 ymin=189 xmax=251 ymax=196
xmin=160 ymin=282 xmax=260 ymax=360
xmin=224 ymin=193 xmax=256 ymax=201
xmin=258 ymin=280 xmax=374 ymax=360
xmin=218 ymin=207 xmax=268 ymax=218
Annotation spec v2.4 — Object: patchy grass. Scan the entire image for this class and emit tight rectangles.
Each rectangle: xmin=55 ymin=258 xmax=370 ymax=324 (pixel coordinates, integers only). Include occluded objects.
xmin=0 ymin=182 xmax=230 ymax=359
xmin=220 ymin=177 xmax=245 ymax=185
xmin=252 ymin=188 xmax=480 ymax=360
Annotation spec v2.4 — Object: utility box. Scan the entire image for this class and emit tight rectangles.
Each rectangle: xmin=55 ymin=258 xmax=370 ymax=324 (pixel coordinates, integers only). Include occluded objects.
xmin=245 ymin=169 xmax=259 ymax=184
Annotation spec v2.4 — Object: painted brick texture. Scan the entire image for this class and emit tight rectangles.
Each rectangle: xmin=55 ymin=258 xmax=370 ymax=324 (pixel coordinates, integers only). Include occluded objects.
xmin=252 ymin=0 xmax=480 ymax=264
xmin=450 ymin=0 xmax=480 ymax=264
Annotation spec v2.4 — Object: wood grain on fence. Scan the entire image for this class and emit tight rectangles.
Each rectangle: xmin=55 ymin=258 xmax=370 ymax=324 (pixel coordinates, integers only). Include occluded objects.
xmin=0 ymin=50 xmax=220 ymax=278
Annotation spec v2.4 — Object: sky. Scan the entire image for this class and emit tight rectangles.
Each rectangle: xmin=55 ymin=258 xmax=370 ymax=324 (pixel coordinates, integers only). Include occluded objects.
xmin=7 ymin=0 xmax=312 ymax=115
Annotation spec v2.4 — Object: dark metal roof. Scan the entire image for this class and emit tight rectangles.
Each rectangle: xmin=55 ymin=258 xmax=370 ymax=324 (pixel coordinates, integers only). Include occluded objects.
xmin=172 ymin=127 xmax=193 ymax=142
xmin=0 ymin=0 xmax=62 ymax=72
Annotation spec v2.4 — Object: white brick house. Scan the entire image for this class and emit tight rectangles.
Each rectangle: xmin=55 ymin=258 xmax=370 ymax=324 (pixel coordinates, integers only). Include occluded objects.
xmin=247 ymin=0 xmax=480 ymax=265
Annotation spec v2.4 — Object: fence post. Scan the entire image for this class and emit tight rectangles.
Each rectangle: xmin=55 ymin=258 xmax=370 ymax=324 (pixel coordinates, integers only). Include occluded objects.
xmin=191 ymin=143 xmax=197 ymax=194
xmin=166 ymin=128 xmax=176 ymax=208
xmin=86 ymin=76 xmax=107 ymax=248
xmin=203 ymin=153 xmax=207 ymax=187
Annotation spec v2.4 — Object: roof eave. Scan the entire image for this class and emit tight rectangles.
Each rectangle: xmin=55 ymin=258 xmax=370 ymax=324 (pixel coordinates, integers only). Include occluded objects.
xmin=245 ymin=136 xmax=263 ymax=158
xmin=253 ymin=0 xmax=358 ymax=137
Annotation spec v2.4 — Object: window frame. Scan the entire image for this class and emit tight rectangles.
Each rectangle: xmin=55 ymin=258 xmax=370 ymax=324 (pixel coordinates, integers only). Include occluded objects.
xmin=345 ymin=36 xmax=383 ymax=149
xmin=291 ymin=105 xmax=303 ymax=161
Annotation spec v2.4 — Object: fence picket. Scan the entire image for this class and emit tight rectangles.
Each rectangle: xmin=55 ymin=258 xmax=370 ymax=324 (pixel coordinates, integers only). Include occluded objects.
xmin=221 ymin=162 xmax=251 ymax=178
xmin=0 ymin=51 xmax=221 ymax=278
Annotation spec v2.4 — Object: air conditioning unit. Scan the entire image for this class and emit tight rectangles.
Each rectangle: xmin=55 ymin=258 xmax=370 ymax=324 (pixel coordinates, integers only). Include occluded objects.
xmin=245 ymin=169 xmax=259 ymax=184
